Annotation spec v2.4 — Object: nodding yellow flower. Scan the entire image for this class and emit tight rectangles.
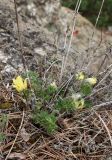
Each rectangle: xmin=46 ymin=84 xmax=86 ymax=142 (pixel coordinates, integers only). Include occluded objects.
xmin=85 ymin=77 xmax=97 ymax=85
xmin=78 ymin=99 xmax=85 ymax=109
xmin=12 ymin=76 xmax=27 ymax=92
xmin=74 ymin=99 xmax=85 ymax=109
xmin=76 ymin=72 xmax=85 ymax=80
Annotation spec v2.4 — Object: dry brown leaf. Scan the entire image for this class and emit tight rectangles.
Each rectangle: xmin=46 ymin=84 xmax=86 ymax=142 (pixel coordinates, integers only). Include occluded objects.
xmin=0 ymin=102 xmax=13 ymax=109
xmin=20 ymin=127 xmax=30 ymax=142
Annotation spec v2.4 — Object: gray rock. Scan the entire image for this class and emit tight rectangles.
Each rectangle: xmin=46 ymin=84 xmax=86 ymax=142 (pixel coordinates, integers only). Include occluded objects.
xmin=0 ymin=0 xmax=112 ymax=77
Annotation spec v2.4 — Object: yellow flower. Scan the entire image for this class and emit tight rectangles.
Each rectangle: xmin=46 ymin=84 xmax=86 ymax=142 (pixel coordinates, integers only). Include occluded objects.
xmin=78 ymin=99 xmax=85 ymax=109
xmin=12 ymin=76 xmax=27 ymax=92
xmin=76 ymin=72 xmax=85 ymax=80
xmin=74 ymin=99 xmax=85 ymax=109
xmin=85 ymin=77 xmax=97 ymax=85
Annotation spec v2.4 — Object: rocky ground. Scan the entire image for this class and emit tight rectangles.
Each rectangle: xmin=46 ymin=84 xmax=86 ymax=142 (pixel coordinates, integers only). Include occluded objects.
xmin=0 ymin=0 xmax=112 ymax=159
xmin=0 ymin=0 xmax=112 ymax=77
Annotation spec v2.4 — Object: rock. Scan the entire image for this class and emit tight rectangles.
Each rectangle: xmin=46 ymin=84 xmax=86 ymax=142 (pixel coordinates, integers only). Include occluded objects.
xmin=19 ymin=0 xmax=111 ymax=74
xmin=108 ymin=26 xmax=112 ymax=32
xmin=0 ymin=0 xmax=112 ymax=79
xmin=34 ymin=48 xmax=47 ymax=56
xmin=16 ymin=0 xmax=61 ymax=26
xmin=0 ymin=51 xmax=10 ymax=63
xmin=106 ymin=156 xmax=112 ymax=160
xmin=0 ymin=0 xmax=52 ymax=75
xmin=58 ymin=7 xmax=112 ymax=74
xmin=1 ymin=65 xmax=17 ymax=74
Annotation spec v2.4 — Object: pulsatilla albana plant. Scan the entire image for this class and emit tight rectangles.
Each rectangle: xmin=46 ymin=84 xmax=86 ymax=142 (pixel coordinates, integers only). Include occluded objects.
xmin=12 ymin=71 xmax=58 ymax=134
xmin=12 ymin=71 xmax=97 ymax=134
xmin=55 ymin=72 xmax=97 ymax=112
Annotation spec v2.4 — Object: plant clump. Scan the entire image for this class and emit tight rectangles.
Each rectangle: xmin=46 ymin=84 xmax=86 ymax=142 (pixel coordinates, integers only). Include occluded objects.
xmin=9 ymin=71 xmax=97 ymax=134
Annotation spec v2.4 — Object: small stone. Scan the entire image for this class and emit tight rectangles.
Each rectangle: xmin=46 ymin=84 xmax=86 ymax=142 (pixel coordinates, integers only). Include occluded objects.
xmin=0 ymin=51 xmax=9 ymax=63
xmin=27 ymin=3 xmax=37 ymax=17
xmin=34 ymin=48 xmax=47 ymax=56
xmin=1 ymin=65 xmax=16 ymax=74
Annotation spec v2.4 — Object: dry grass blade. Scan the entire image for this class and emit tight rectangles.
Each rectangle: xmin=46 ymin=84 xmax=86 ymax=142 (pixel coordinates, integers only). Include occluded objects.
xmin=60 ymin=0 xmax=82 ymax=82
xmin=95 ymin=111 xmax=112 ymax=146
xmin=13 ymin=0 xmax=26 ymax=71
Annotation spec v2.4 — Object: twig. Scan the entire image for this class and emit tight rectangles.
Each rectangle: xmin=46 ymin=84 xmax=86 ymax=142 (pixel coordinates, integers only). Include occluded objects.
xmin=95 ymin=111 xmax=112 ymax=146
xmin=14 ymin=0 xmax=27 ymax=72
xmin=88 ymin=0 xmax=105 ymax=50
xmin=93 ymin=101 xmax=112 ymax=109
xmin=14 ymin=0 xmax=37 ymax=107
xmin=60 ymin=0 xmax=82 ymax=82
xmin=95 ymin=67 xmax=112 ymax=88
xmin=43 ymin=59 xmax=60 ymax=81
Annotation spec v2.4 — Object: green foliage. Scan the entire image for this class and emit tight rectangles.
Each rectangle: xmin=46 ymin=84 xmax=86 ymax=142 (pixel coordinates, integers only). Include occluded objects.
xmin=84 ymin=100 xmax=93 ymax=108
xmin=0 ymin=114 xmax=7 ymax=129
xmin=55 ymin=96 xmax=86 ymax=111
xmin=24 ymin=71 xmax=57 ymax=102
xmin=25 ymin=71 xmax=42 ymax=95
xmin=80 ymin=82 xmax=92 ymax=96
xmin=46 ymin=85 xmax=57 ymax=95
xmin=0 ymin=133 xmax=6 ymax=142
xmin=34 ymin=101 xmax=43 ymax=111
xmin=14 ymin=71 xmax=97 ymax=134
xmin=41 ymin=85 xmax=57 ymax=101
xmin=55 ymin=98 xmax=75 ymax=111
xmin=32 ymin=110 xmax=57 ymax=134
xmin=61 ymin=0 xmax=112 ymax=27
